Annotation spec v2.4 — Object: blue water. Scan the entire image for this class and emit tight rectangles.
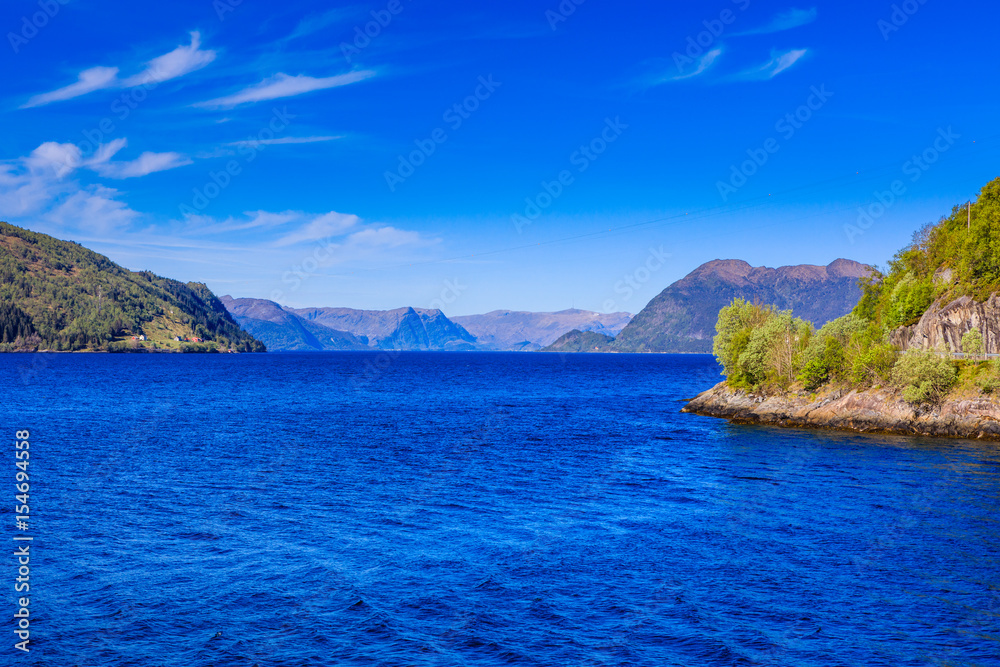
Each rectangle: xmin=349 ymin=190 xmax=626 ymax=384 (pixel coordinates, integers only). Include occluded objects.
xmin=1 ymin=352 xmax=999 ymax=666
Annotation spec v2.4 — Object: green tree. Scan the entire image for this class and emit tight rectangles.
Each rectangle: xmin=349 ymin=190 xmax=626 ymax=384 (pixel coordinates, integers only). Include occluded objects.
xmin=962 ymin=327 xmax=984 ymax=361
xmin=713 ymin=298 xmax=772 ymax=380
xmin=891 ymin=349 xmax=957 ymax=404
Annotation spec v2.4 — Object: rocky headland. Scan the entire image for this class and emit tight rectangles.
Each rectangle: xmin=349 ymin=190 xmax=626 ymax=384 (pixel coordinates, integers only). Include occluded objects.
xmin=682 ymin=382 xmax=1000 ymax=440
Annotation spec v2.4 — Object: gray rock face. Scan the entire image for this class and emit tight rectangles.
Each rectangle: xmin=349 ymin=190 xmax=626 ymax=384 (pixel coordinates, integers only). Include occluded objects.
xmin=891 ymin=294 xmax=1000 ymax=354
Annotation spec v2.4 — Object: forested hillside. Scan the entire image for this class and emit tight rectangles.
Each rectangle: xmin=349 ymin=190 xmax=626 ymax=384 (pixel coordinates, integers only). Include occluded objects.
xmin=711 ymin=176 xmax=1000 ymax=405
xmin=0 ymin=221 xmax=265 ymax=352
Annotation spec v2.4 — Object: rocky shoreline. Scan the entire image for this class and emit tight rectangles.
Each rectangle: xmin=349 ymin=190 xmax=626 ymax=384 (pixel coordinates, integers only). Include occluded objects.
xmin=682 ymin=382 xmax=1000 ymax=440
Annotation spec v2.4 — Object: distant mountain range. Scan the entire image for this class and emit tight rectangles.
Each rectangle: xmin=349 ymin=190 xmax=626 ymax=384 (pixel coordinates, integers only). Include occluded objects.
xmin=610 ymin=258 xmax=871 ymax=353
xmin=451 ymin=309 xmax=632 ymax=351
xmin=223 ymin=299 xmax=633 ymax=352
xmin=222 ymin=297 xmax=478 ymax=351
xmin=224 ymin=259 xmax=868 ymax=354
xmin=0 ymin=219 xmax=870 ymax=356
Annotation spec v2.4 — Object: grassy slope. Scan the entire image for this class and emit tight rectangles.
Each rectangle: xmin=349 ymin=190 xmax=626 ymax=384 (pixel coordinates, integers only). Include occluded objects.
xmin=0 ymin=221 xmax=264 ymax=352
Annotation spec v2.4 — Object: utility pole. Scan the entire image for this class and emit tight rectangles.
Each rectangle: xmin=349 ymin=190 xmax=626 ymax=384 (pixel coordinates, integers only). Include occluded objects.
xmin=968 ymin=201 xmax=972 ymax=230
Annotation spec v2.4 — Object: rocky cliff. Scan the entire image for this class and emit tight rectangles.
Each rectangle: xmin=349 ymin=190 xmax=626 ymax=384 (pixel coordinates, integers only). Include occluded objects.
xmin=683 ymin=382 xmax=1000 ymax=440
xmin=891 ymin=293 xmax=1000 ymax=354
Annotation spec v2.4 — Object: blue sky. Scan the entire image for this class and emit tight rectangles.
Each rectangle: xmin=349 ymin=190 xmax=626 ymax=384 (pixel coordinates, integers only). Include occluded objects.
xmin=2 ymin=0 xmax=998 ymax=315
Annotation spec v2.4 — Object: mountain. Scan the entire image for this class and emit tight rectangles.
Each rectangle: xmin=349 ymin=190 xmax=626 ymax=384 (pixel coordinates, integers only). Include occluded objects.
xmin=612 ymin=259 xmax=871 ymax=353
xmin=452 ymin=309 xmax=632 ymax=351
xmin=0 ymin=221 xmax=265 ymax=352
xmin=220 ymin=297 xmax=368 ymax=351
xmin=222 ymin=300 xmax=479 ymax=351
xmin=541 ymin=329 xmax=615 ymax=353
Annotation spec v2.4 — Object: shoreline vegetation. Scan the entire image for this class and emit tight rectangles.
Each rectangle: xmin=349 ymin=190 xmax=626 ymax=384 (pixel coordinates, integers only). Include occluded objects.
xmin=685 ymin=176 xmax=1000 ymax=440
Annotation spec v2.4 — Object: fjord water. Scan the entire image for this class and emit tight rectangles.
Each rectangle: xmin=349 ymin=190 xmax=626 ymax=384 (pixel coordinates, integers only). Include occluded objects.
xmin=2 ymin=352 xmax=998 ymax=666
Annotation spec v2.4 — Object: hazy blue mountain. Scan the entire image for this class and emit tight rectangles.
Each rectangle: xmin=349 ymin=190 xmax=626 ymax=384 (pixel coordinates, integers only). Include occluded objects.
xmin=452 ymin=309 xmax=632 ymax=351
xmin=285 ymin=306 xmax=478 ymax=351
xmin=612 ymin=259 xmax=871 ymax=353
xmin=541 ymin=329 xmax=615 ymax=353
xmin=223 ymin=298 xmax=478 ymax=351
xmin=220 ymin=297 xmax=367 ymax=351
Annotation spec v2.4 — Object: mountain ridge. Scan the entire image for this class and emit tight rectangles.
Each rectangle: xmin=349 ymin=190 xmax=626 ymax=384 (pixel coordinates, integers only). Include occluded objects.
xmin=612 ymin=258 xmax=871 ymax=353
xmin=452 ymin=308 xmax=631 ymax=351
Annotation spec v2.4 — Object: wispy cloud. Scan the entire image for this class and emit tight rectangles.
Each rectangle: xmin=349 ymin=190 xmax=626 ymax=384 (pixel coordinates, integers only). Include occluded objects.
xmin=22 ymin=66 xmax=119 ymax=108
xmin=0 ymin=138 xmax=193 ymax=233
xmin=121 ymin=32 xmax=216 ymax=86
xmin=0 ymin=148 xmax=140 ymax=232
xmin=195 ymin=71 xmax=376 ymax=108
xmin=90 ymin=151 xmax=193 ymax=179
xmin=668 ymin=48 xmax=723 ymax=82
xmin=733 ymin=8 xmax=818 ymax=36
xmin=225 ymin=135 xmax=342 ymax=147
xmin=275 ymin=212 xmax=360 ymax=246
xmin=185 ymin=210 xmax=302 ymax=236
xmin=345 ymin=226 xmax=424 ymax=248
xmin=46 ymin=185 xmax=140 ymax=231
xmin=284 ymin=8 xmax=358 ymax=42
xmin=732 ymin=48 xmax=808 ymax=80
xmin=21 ymin=32 xmax=215 ymax=108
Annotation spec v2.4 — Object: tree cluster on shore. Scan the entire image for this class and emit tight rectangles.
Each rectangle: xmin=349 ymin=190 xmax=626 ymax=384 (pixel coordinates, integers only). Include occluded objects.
xmin=712 ymin=176 xmax=1000 ymax=404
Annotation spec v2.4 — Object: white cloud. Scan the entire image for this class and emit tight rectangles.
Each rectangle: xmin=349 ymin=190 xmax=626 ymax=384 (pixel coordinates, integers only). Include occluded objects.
xmin=90 ymin=151 xmax=192 ymax=179
xmin=0 ymin=138 xmax=191 ymax=234
xmin=285 ymin=9 xmax=357 ymax=41
xmin=275 ymin=212 xmax=360 ymax=246
xmin=186 ymin=210 xmax=301 ymax=235
xmin=122 ymin=31 xmax=217 ymax=86
xmin=45 ymin=185 xmax=139 ymax=232
xmin=345 ymin=226 xmax=424 ymax=248
xmin=21 ymin=32 xmax=216 ymax=108
xmin=195 ymin=71 xmax=376 ymax=108
xmin=668 ymin=48 xmax=723 ymax=82
xmin=0 ymin=162 xmax=63 ymax=216
xmin=24 ymin=141 xmax=84 ymax=176
xmin=86 ymin=138 xmax=128 ymax=166
xmin=734 ymin=49 xmax=808 ymax=80
xmin=734 ymin=8 xmax=818 ymax=36
xmin=22 ymin=66 xmax=119 ymax=108
xmin=225 ymin=135 xmax=342 ymax=147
